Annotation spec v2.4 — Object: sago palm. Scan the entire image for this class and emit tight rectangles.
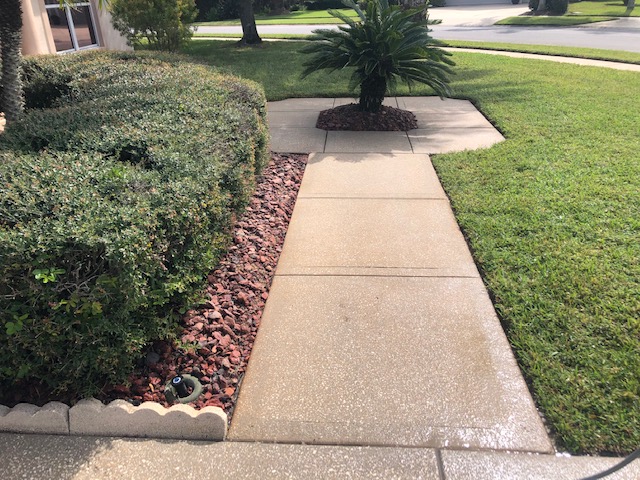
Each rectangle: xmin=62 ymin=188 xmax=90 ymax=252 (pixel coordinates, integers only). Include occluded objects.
xmin=301 ymin=0 xmax=454 ymax=113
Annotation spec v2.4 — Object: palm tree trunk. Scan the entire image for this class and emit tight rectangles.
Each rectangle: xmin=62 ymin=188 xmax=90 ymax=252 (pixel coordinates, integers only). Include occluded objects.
xmin=0 ymin=0 xmax=25 ymax=123
xmin=359 ymin=74 xmax=387 ymax=113
xmin=237 ymin=0 xmax=262 ymax=46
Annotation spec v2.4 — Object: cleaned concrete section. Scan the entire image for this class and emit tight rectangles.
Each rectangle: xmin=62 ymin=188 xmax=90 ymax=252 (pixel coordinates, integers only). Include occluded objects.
xmin=229 ymin=275 xmax=552 ymax=452
xmin=1 ymin=433 xmax=441 ymax=480
xmin=269 ymin=126 xmax=326 ymax=153
xmin=69 ymin=398 xmax=227 ymax=441
xmin=299 ymin=153 xmax=446 ymax=199
xmin=275 ymin=197 xmax=480 ymax=277
xmin=409 ymin=127 xmax=504 ymax=154
xmin=441 ymin=450 xmax=640 ymax=480
xmin=413 ymin=110 xmax=494 ymax=129
xmin=0 ymin=402 xmax=69 ymax=435
xmin=325 ymin=131 xmax=413 ymax=154
xmin=397 ymin=96 xmax=479 ymax=113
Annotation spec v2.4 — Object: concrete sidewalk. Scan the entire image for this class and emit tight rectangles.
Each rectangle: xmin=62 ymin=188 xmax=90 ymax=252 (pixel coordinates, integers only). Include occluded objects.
xmin=229 ymin=97 xmax=554 ymax=453
xmin=2 ymin=98 xmax=638 ymax=479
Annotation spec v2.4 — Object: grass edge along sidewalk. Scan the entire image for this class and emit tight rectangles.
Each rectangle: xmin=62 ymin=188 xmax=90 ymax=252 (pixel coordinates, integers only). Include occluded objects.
xmin=181 ymin=40 xmax=640 ymax=455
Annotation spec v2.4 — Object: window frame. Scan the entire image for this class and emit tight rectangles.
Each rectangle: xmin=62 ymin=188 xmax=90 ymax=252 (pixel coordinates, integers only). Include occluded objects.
xmin=44 ymin=1 xmax=99 ymax=53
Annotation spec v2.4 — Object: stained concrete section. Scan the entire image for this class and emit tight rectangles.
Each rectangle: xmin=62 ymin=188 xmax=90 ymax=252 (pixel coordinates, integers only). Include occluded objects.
xmin=229 ymin=276 xmax=552 ymax=453
xmin=333 ymin=97 xmax=399 ymax=108
xmin=268 ymin=98 xmax=335 ymax=112
xmin=69 ymin=398 xmax=227 ymax=441
xmin=269 ymin=126 xmax=327 ymax=153
xmin=274 ymin=197 xmax=479 ymax=277
xmin=1 ymin=433 xmax=441 ymax=480
xmin=299 ymin=153 xmax=446 ymax=199
xmin=0 ymin=402 xmax=69 ymax=435
xmin=441 ymin=450 xmax=640 ymax=480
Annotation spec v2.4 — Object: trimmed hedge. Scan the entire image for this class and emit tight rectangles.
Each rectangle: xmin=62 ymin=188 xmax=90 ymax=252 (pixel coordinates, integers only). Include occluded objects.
xmin=0 ymin=51 xmax=269 ymax=398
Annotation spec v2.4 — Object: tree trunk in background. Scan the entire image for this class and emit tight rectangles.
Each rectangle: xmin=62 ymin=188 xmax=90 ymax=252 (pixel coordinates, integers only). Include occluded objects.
xmin=0 ymin=0 xmax=25 ymax=123
xmin=269 ymin=0 xmax=286 ymax=15
xmin=237 ymin=0 xmax=262 ymax=46
xmin=625 ymin=0 xmax=635 ymax=15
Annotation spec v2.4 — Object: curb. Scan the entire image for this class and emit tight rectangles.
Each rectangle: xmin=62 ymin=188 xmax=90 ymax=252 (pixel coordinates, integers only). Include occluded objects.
xmin=0 ymin=399 xmax=227 ymax=441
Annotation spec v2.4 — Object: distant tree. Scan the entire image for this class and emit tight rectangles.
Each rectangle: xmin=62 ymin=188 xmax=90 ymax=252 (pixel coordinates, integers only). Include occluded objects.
xmin=110 ymin=0 xmax=197 ymax=51
xmin=625 ymin=0 xmax=635 ymax=15
xmin=237 ymin=0 xmax=262 ymax=45
xmin=270 ymin=0 xmax=287 ymax=14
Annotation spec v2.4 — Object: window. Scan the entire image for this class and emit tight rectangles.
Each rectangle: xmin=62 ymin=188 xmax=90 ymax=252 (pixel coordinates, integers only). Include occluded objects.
xmin=45 ymin=0 xmax=98 ymax=53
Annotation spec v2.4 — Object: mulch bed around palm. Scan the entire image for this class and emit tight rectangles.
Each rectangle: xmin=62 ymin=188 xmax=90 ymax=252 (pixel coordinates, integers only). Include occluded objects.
xmin=316 ymin=103 xmax=418 ymax=131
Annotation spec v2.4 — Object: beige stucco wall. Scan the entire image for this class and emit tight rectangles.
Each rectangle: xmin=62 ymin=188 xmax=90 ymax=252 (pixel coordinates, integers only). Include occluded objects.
xmin=21 ymin=0 xmax=131 ymax=55
xmin=22 ymin=0 xmax=56 ymax=55
xmin=94 ymin=6 xmax=132 ymax=51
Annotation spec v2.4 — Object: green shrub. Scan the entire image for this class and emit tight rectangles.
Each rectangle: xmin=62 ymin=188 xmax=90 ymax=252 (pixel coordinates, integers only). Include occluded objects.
xmin=0 ymin=51 xmax=268 ymax=399
xmin=548 ymin=0 xmax=569 ymax=13
xmin=110 ymin=0 xmax=198 ymax=51
xmin=304 ymin=0 xmax=346 ymax=10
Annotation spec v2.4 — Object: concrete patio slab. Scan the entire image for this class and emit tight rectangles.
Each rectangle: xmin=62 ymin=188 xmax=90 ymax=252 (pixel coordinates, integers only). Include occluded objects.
xmin=325 ymin=131 xmax=412 ymax=153
xmin=268 ymin=98 xmax=335 ymax=111
xmin=441 ymin=450 xmax=640 ymax=480
xmin=333 ymin=97 xmax=399 ymax=108
xmin=269 ymin=127 xmax=326 ymax=153
xmin=398 ymin=96 xmax=479 ymax=113
xmin=409 ymin=127 xmax=504 ymax=154
xmin=298 ymin=153 xmax=446 ymax=199
xmin=413 ymin=111 xmax=494 ymax=129
xmin=1 ymin=433 xmax=441 ymax=480
xmin=275 ymin=197 xmax=479 ymax=277
xmin=267 ymin=110 xmax=321 ymax=128
xmin=228 ymin=275 xmax=552 ymax=453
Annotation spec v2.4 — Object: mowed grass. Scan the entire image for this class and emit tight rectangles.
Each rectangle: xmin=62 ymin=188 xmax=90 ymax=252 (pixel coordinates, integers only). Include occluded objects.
xmin=182 ymin=41 xmax=640 ymax=455
xmin=569 ymin=0 xmax=640 ymax=16
xmin=495 ymin=15 xmax=613 ymax=25
xmin=443 ymin=40 xmax=640 ymax=65
xmin=193 ymin=8 xmax=358 ymax=26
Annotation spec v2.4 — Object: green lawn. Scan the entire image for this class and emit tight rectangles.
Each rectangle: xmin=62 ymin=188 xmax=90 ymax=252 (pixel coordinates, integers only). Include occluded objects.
xmin=569 ymin=0 xmax=639 ymax=16
xmin=193 ymin=8 xmax=358 ymax=26
xmin=495 ymin=15 xmax=614 ymax=25
xmin=190 ymin=36 xmax=640 ymax=65
xmin=182 ymin=40 xmax=640 ymax=455
xmin=444 ymin=40 xmax=640 ymax=64
xmin=497 ymin=0 xmax=638 ymax=24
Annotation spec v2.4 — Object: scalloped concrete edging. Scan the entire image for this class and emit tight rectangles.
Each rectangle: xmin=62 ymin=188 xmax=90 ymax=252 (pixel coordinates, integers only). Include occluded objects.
xmin=0 ymin=399 xmax=227 ymax=441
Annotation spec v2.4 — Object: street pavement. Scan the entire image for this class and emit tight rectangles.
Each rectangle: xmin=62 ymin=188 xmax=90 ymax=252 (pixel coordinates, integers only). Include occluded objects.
xmin=195 ymin=4 xmax=640 ymax=53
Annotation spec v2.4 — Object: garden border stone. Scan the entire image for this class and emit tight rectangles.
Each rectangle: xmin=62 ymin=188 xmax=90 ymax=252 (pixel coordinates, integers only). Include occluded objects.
xmin=0 ymin=399 xmax=227 ymax=441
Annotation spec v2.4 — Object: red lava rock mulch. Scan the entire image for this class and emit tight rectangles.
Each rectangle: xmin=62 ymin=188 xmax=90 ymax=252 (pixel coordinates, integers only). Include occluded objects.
xmin=98 ymin=152 xmax=308 ymax=415
xmin=316 ymin=103 xmax=418 ymax=131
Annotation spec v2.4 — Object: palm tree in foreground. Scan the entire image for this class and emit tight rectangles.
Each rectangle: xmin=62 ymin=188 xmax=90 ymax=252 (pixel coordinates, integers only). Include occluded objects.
xmin=0 ymin=0 xmax=25 ymax=123
xmin=301 ymin=0 xmax=454 ymax=113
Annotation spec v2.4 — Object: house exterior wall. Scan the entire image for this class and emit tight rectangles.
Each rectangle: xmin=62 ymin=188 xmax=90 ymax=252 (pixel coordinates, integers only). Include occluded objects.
xmin=21 ymin=0 xmax=132 ymax=55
